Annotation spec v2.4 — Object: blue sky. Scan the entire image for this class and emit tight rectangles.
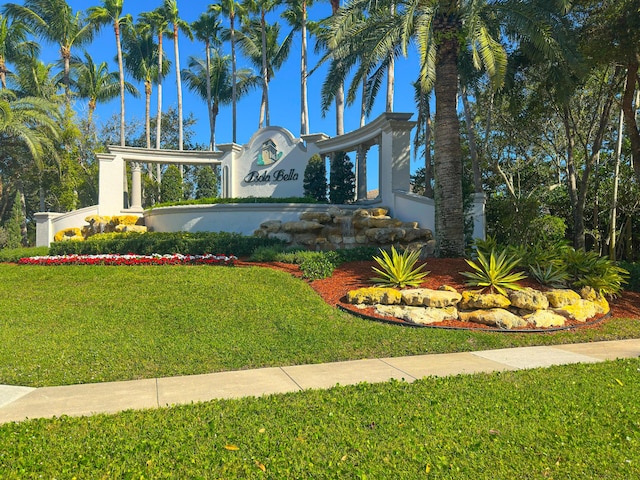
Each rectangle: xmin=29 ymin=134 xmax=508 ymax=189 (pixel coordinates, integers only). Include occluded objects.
xmin=34 ymin=1 xmax=422 ymax=163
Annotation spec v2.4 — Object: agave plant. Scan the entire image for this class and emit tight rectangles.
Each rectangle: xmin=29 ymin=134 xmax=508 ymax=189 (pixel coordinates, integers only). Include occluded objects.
xmin=461 ymin=249 xmax=527 ymax=296
xmin=371 ymin=246 xmax=429 ymax=288
xmin=529 ymin=262 xmax=569 ymax=288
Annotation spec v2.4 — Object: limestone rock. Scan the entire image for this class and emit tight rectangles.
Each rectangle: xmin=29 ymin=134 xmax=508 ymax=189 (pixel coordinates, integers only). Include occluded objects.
xmin=111 ymin=215 xmax=140 ymax=226
xmin=259 ymin=220 xmax=282 ymax=233
xmin=365 ymin=227 xmax=401 ymax=243
xmin=368 ymin=207 xmax=389 ymax=217
xmin=293 ymin=233 xmax=318 ymax=246
xmin=54 ymin=227 xmax=83 ymax=242
xmin=347 ymin=287 xmax=402 ymax=305
xmin=458 ymin=308 xmax=527 ymax=329
xmin=523 ymin=310 xmax=566 ymax=328
xmin=403 ymin=228 xmax=432 ymax=242
xmin=267 ymin=232 xmax=292 ymax=243
xmin=352 ymin=208 xmax=371 ymax=218
xmin=401 ymin=288 xmax=461 ymax=308
xmin=361 ymin=217 xmax=403 ymax=228
xmin=299 ymin=212 xmax=332 ymax=223
xmin=579 ymin=286 xmax=597 ymax=301
xmin=593 ymin=295 xmax=610 ymax=315
xmin=439 ymin=285 xmax=458 ymax=293
xmin=546 ymin=289 xmax=581 ymax=308
xmin=327 ymin=206 xmax=346 ymax=217
xmin=375 ymin=305 xmax=458 ymax=324
xmin=459 ymin=291 xmax=511 ymax=310
xmin=553 ymin=299 xmax=597 ymax=322
xmin=114 ymin=224 xmax=147 ymax=233
xmin=282 ymin=220 xmax=324 ymax=233
xmin=401 ymin=221 xmax=419 ymax=229
xmin=509 ymin=288 xmax=549 ymax=311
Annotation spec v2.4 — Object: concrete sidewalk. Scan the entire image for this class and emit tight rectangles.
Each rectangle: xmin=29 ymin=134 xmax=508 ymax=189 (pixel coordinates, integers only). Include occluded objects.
xmin=1 ymin=339 xmax=639 ymax=424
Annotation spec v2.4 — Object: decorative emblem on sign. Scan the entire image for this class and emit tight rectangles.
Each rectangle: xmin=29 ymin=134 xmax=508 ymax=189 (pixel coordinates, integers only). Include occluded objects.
xmin=257 ymin=139 xmax=283 ymax=166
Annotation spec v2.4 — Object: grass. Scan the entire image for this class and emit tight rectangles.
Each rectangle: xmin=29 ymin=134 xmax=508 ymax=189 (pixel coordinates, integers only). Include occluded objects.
xmin=1 ymin=358 xmax=639 ymax=478
xmin=0 ymin=263 xmax=639 ymax=387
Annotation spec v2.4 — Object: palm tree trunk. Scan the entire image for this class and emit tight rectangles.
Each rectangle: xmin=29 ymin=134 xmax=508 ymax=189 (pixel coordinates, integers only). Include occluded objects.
xmin=145 ymin=80 xmax=152 ymax=149
xmin=331 ymin=0 xmax=344 ymax=136
xmin=205 ymin=38 xmax=214 ymax=151
xmin=260 ymin=8 xmax=269 ymax=128
xmin=156 ymin=33 xmax=164 ymax=150
xmin=174 ymin=24 xmax=184 ymax=153
xmin=434 ymin=36 xmax=464 ymax=257
xmin=231 ymin=11 xmax=237 ymax=143
xmin=300 ymin=0 xmax=309 ymax=136
xmin=115 ymin=21 xmax=126 ymax=147
xmin=386 ymin=2 xmax=395 ymax=112
xmin=360 ymin=78 xmax=366 ymax=127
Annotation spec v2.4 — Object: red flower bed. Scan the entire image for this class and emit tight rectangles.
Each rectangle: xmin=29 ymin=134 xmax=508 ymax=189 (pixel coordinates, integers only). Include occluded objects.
xmin=18 ymin=253 xmax=237 ymax=266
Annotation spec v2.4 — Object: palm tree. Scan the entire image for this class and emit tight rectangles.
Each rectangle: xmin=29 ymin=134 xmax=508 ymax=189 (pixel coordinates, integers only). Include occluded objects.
xmin=0 ymin=14 xmax=39 ymax=89
xmin=161 ymin=0 xmax=192 ymax=152
xmin=12 ymin=56 xmax=59 ymax=100
xmin=325 ymin=0 xmax=565 ymax=256
xmin=191 ymin=9 xmax=223 ymax=150
xmin=122 ymin=21 xmax=169 ymax=149
xmin=139 ymin=8 xmax=169 ymax=151
xmin=0 ymin=89 xmax=61 ymax=180
xmin=182 ymin=52 xmax=259 ymax=150
xmin=71 ymin=51 xmax=137 ymax=129
xmin=212 ymin=0 xmax=245 ymax=143
xmin=3 ymin=0 xmax=95 ymax=103
xmin=281 ymin=0 xmax=318 ymax=135
xmin=236 ymin=19 xmax=293 ymax=129
xmin=87 ymin=0 xmax=131 ymax=147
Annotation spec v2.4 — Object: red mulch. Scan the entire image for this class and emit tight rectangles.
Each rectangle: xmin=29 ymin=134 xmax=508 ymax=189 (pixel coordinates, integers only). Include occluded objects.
xmin=237 ymin=258 xmax=640 ymax=331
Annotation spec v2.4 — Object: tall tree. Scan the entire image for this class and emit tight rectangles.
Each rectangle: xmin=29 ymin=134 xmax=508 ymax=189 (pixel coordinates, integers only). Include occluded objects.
xmin=236 ymin=19 xmax=293 ymax=129
xmin=71 ymin=50 xmax=137 ymax=128
xmin=282 ymin=0 xmax=315 ymax=135
xmin=212 ymin=0 xmax=245 ymax=143
xmin=191 ymin=9 xmax=223 ymax=150
xmin=0 ymin=14 xmax=38 ymax=89
xmin=122 ymin=21 xmax=169 ymax=149
xmin=161 ymin=0 xmax=192 ymax=152
xmin=4 ymin=0 xmax=94 ymax=103
xmin=87 ymin=0 xmax=131 ymax=147
xmin=139 ymin=8 xmax=169 ymax=151
xmin=181 ymin=52 xmax=259 ymax=150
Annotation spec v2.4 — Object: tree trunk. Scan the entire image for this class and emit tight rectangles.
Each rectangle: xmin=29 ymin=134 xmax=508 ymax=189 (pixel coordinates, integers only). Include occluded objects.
xmin=145 ymin=80 xmax=152 ymax=149
xmin=360 ymin=79 xmax=366 ymax=127
xmin=610 ymin=107 xmax=624 ymax=261
xmin=156 ymin=33 xmax=164 ymax=150
xmin=231 ymin=11 xmax=237 ymax=143
xmin=424 ymin=97 xmax=434 ymax=198
xmin=434 ymin=35 xmax=464 ymax=257
xmin=115 ymin=21 xmax=126 ymax=147
xmin=300 ymin=0 xmax=309 ymax=136
xmin=386 ymin=3 xmax=395 ymax=112
xmin=331 ymin=0 xmax=344 ymax=136
xmin=621 ymin=59 xmax=640 ymax=183
xmin=461 ymin=86 xmax=482 ymax=193
xmin=205 ymin=38 xmax=214 ymax=150
xmin=261 ymin=8 xmax=269 ymax=127
xmin=174 ymin=24 xmax=184 ymax=152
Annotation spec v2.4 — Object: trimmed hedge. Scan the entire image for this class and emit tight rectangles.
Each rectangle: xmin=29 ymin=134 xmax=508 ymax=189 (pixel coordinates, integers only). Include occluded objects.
xmin=49 ymin=232 xmax=285 ymax=257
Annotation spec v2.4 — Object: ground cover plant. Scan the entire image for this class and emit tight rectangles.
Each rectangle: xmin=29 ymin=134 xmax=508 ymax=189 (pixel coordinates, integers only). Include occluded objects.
xmin=0 ymin=359 xmax=638 ymax=478
xmin=1 ymin=263 xmax=639 ymax=387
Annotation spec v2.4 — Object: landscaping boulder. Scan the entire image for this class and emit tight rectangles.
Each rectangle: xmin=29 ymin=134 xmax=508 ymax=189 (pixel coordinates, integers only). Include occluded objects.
xmin=401 ymin=288 xmax=462 ymax=308
xmin=347 ymin=287 xmax=402 ymax=305
xmin=509 ymin=288 xmax=549 ymax=311
xmin=375 ymin=305 xmax=458 ymax=325
xmin=523 ymin=310 xmax=566 ymax=328
xmin=546 ymin=289 xmax=582 ymax=308
xmin=553 ymin=299 xmax=597 ymax=322
xmin=459 ymin=291 xmax=511 ymax=310
xmin=458 ymin=308 xmax=527 ymax=329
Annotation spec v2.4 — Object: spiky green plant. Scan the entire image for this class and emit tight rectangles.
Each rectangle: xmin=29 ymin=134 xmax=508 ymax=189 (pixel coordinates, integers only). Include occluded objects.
xmin=461 ymin=249 xmax=527 ymax=296
xmin=371 ymin=246 xmax=429 ymax=288
xmin=529 ymin=262 xmax=569 ymax=288
xmin=563 ymin=248 xmax=629 ymax=296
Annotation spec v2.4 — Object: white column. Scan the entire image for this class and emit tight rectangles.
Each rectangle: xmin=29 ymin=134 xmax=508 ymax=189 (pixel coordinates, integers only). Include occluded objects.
xmin=130 ymin=162 xmax=143 ymax=210
xmin=356 ymin=145 xmax=369 ymax=201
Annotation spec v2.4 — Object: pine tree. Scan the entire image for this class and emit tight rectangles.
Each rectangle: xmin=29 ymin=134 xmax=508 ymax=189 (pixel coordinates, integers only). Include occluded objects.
xmin=195 ymin=165 xmax=219 ymax=199
xmin=160 ymin=165 xmax=184 ymax=203
xmin=303 ymin=154 xmax=327 ymax=202
xmin=329 ymin=151 xmax=354 ymax=204
xmin=5 ymin=191 xmax=24 ymax=249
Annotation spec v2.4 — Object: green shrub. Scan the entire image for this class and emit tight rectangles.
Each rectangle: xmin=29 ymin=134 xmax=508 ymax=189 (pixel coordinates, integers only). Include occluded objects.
xmin=329 ymin=151 xmax=355 ymax=204
xmin=303 ymin=154 xmax=328 ymax=202
xmin=195 ymin=166 xmax=219 ymax=199
xmin=299 ymin=253 xmax=337 ymax=280
xmin=371 ymin=246 xmax=429 ymax=288
xmin=160 ymin=165 xmax=184 ymax=203
xmin=0 ymin=246 xmax=49 ymax=262
xmin=334 ymin=246 xmax=379 ymax=263
xmin=49 ymin=232 xmax=285 ymax=257
xmin=529 ymin=262 xmax=569 ymax=288
xmin=461 ymin=249 xmax=527 ymax=296
xmin=563 ymin=249 xmax=628 ymax=296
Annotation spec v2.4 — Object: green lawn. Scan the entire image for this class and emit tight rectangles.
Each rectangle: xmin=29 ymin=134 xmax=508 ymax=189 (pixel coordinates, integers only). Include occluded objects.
xmin=1 ymin=359 xmax=638 ymax=478
xmin=1 ymin=263 xmax=639 ymax=387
